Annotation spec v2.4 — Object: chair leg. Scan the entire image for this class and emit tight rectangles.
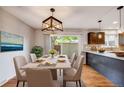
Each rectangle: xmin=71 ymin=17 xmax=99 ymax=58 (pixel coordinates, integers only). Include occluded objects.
xmin=16 ymin=80 xmax=20 ymax=87
xmin=76 ymin=81 xmax=78 ymax=87
xmin=63 ymin=81 xmax=66 ymax=87
xmin=59 ymin=69 xmax=61 ymax=76
xmin=23 ymin=81 xmax=25 ymax=87
xmin=79 ymin=80 xmax=81 ymax=87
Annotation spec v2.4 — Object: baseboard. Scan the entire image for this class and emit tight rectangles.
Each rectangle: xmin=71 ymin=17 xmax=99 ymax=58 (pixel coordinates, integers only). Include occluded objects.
xmin=0 ymin=80 xmax=8 ymax=86
xmin=0 ymin=74 xmax=16 ymax=86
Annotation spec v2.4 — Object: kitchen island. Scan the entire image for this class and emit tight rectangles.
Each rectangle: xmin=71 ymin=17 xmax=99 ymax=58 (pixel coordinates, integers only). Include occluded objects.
xmin=84 ymin=51 xmax=124 ymax=87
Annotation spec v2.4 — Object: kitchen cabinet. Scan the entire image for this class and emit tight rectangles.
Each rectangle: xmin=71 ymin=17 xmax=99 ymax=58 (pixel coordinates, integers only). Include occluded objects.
xmin=119 ymin=33 xmax=124 ymax=45
xmin=88 ymin=32 xmax=105 ymax=44
xmin=88 ymin=32 xmax=97 ymax=44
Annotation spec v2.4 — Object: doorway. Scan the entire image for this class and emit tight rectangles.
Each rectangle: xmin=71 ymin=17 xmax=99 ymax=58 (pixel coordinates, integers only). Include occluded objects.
xmin=50 ymin=35 xmax=81 ymax=58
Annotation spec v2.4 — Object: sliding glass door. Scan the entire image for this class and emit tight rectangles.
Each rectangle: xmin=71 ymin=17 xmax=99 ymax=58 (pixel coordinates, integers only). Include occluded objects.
xmin=50 ymin=35 xmax=80 ymax=58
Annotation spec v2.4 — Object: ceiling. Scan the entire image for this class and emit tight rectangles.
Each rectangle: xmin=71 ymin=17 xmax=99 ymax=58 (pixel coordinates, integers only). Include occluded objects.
xmin=1 ymin=6 xmax=124 ymax=30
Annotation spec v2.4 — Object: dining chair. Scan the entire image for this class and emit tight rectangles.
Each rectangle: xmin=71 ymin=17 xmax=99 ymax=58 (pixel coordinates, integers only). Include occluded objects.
xmin=63 ymin=55 xmax=84 ymax=87
xmin=72 ymin=55 xmax=81 ymax=69
xmin=13 ymin=56 xmax=28 ymax=87
xmin=30 ymin=53 xmax=37 ymax=62
xmin=25 ymin=68 xmax=60 ymax=87
xmin=70 ymin=53 xmax=76 ymax=66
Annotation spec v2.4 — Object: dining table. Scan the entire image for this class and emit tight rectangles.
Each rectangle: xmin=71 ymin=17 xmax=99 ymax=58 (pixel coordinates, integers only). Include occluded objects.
xmin=21 ymin=55 xmax=71 ymax=86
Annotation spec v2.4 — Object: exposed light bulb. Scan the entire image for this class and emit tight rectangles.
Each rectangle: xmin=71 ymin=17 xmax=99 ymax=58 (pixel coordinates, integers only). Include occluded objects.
xmin=45 ymin=24 xmax=49 ymax=28
xmin=56 ymin=25 xmax=60 ymax=28
xmin=52 ymin=27 xmax=55 ymax=30
xmin=98 ymin=34 xmax=102 ymax=39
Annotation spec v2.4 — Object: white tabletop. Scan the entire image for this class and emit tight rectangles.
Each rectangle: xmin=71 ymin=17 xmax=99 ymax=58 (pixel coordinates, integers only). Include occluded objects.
xmin=21 ymin=55 xmax=71 ymax=70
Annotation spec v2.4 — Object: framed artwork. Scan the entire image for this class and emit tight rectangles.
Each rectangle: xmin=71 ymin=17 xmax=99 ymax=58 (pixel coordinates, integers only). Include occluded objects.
xmin=0 ymin=31 xmax=24 ymax=52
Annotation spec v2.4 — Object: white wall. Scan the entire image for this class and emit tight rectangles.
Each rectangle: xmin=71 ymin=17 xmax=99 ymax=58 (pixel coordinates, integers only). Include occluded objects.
xmin=34 ymin=30 xmax=52 ymax=54
xmin=34 ymin=30 xmax=44 ymax=49
xmin=0 ymin=8 xmax=35 ymax=86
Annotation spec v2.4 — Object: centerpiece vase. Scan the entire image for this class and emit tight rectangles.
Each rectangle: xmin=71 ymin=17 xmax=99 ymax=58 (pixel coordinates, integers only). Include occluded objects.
xmin=51 ymin=53 xmax=54 ymax=58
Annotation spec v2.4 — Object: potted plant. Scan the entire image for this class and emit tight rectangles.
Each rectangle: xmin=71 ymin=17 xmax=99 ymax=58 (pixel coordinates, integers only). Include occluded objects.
xmin=31 ymin=46 xmax=43 ymax=58
xmin=49 ymin=49 xmax=57 ymax=58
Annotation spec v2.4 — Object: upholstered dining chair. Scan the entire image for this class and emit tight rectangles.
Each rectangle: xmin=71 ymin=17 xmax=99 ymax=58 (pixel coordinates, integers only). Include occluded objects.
xmin=70 ymin=53 xmax=76 ymax=66
xmin=25 ymin=68 xmax=60 ymax=87
xmin=13 ymin=56 xmax=28 ymax=87
xmin=63 ymin=55 xmax=84 ymax=87
xmin=30 ymin=53 xmax=37 ymax=62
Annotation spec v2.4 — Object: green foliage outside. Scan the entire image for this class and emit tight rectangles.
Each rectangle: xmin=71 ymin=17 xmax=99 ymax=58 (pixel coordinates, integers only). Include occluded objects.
xmin=52 ymin=36 xmax=79 ymax=45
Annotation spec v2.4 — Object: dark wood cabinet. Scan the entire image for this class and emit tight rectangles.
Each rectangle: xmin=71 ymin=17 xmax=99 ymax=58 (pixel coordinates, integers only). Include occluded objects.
xmin=119 ymin=33 xmax=124 ymax=45
xmin=88 ymin=32 xmax=97 ymax=44
xmin=88 ymin=32 xmax=105 ymax=44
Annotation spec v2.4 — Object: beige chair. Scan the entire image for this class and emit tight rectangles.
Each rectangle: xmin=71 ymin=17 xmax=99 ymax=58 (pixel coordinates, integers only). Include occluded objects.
xmin=13 ymin=56 xmax=28 ymax=87
xmin=63 ymin=55 xmax=84 ymax=87
xmin=25 ymin=68 xmax=60 ymax=87
xmin=30 ymin=53 xmax=37 ymax=62
xmin=72 ymin=55 xmax=81 ymax=69
xmin=70 ymin=53 xmax=76 ymax=66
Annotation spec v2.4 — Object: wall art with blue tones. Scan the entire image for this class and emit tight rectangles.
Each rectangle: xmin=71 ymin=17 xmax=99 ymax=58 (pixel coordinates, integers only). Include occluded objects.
xmin=0 ymin=31 xmax=23 ymax=52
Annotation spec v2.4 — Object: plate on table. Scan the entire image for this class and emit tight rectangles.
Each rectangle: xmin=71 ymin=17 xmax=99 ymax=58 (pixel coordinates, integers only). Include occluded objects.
xmin=39 ymin=61 xmax=56 ymax=66
xmin=57 ymin=59 xmax=65 ymax=63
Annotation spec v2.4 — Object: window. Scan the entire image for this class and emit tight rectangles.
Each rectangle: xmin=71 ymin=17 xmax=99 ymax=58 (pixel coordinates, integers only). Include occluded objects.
xmin=50 ymin=35 xmax=80 ymax=58
xmin=51 ymin=35 xmax=79 ymax=45
xmin=105 ymin=31 xmax=118 ymax=47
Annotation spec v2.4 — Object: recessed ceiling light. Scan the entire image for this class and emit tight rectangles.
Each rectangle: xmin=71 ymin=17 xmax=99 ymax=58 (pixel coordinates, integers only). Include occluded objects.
xmin=113 ymin=21 xmax=118 ymax=24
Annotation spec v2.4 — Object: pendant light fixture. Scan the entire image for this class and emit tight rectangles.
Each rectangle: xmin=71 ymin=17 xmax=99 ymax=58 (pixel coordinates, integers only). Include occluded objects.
xmin=41 ymin=8 xmax=63 ymax=32
xmin=97 ymin=20 xmax=105 ymax=44
xmin=98 ymin=20 xmax=102 ymax=39
xmin=117 ymin=6 xmax=123 ymax=33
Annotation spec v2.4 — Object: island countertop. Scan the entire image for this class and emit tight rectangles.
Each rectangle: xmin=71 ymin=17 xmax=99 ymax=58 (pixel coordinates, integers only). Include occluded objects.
xmin=85 ymin=50 xmax=124 ymax=86
xmin=82 ymin=51 xmax=124 ymax=61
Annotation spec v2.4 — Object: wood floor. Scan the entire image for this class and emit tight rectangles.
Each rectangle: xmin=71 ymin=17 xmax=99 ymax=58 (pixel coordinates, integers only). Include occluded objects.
xmin=82 ymin=65 xmax=116 ymax=87
xmin=2 ymin=65 xmax=116 ymax=87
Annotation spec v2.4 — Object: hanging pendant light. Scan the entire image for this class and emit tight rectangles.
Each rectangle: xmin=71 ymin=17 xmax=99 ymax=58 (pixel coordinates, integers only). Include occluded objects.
xmin=117 ymin=6 xmax=123 ymax=33
xmin=98 ymin=20 xmax=102 ymax=39
xmin=41 ymin=8 xmax=63 ymax=32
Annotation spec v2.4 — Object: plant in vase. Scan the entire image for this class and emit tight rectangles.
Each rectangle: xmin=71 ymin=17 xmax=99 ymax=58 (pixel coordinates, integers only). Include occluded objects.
xmin=31 ymin=46 xmax=43 ymax=58
xmin=49 ymin=49 xmax=57 ymax=58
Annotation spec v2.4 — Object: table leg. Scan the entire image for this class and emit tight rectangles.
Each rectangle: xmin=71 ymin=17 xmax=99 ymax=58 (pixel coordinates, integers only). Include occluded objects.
xmin=57 ymin=69 xmax=63 ymax=86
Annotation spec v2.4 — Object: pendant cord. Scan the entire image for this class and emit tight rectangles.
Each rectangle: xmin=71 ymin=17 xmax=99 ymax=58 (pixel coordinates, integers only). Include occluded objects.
xmin=99 ymin=22 xmax=101 ymax=31
xmin=119 ymin=9 xmax=121 ymax=29
xmin=52 ymin=12 xmax=53 ymax=16
xmin=98 ymin=20 xmax=102 ymax=31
